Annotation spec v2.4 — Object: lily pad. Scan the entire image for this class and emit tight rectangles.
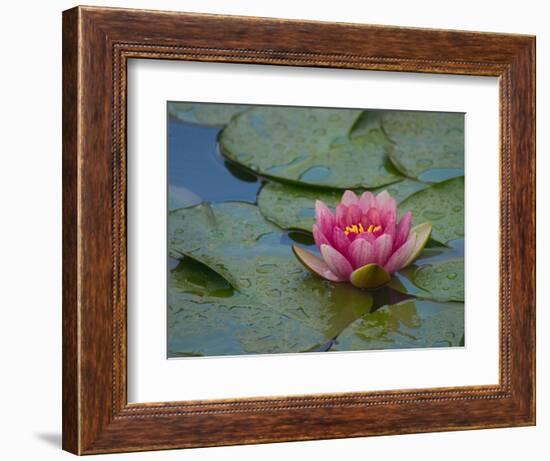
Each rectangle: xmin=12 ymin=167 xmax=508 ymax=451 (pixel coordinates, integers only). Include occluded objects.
xmin=168 ymin=202 xmax=375 ymax=347
xmin=334 ymin=299 xmax=464 ymax=351
xmin=373 ymin=178 xmax=429 ymax=203
xmin=414 ymin=259 xmax=464 ymax=302
xmin=389 ymin=258 xmax=464 ymax=302
xmin=169 ymin=201 xmax=281 ymax=289
xmin=350 ymin=109 xmax=394 ymax=139
xmin=168 ymin=258 xmax=326 ymax=357
xmin=220 ymin=106 xmax=402 ymax=188
xmin=257 ymin=178 xmax=427 ymax=232
xmin=399 ymin=176 xmax=464 ymax=244
xmin=168 ymin=102 xmax=249 ymax=127
xmin=382 ymin=111 xmax=464 ymax=178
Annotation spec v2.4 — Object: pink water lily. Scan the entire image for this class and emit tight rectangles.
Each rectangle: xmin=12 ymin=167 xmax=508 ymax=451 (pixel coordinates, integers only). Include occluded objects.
xmin=292 ymin=190 xmax=432 ymax=289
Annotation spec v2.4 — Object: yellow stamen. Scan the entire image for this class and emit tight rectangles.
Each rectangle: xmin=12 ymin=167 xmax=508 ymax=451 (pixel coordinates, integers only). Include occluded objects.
xmin=344 ymin=223 xmax=382 ymax=236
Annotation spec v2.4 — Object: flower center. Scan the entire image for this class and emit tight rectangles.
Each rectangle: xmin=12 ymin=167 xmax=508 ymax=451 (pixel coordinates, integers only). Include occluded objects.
xmin=343 ymin=223 xmax=382 ymax=236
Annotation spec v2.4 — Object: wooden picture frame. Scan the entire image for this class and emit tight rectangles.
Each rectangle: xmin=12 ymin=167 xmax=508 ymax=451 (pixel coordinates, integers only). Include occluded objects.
xmin=62 ymin=5 xmax=536 ymax=455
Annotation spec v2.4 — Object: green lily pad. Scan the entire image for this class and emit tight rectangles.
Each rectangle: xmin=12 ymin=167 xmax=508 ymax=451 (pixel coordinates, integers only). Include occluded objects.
xmin=220 ymin=106 xmax=402 ymax=188
xmin=257 ymin=178 xmax=427 ymax=232
xmin=258 ymin=182 xmax=340 ymax=231
xmin=389 ymin=258 xmax=464 ymax=302
xmin=169 ymin=201 xmax=281 ymax=289
xmin=168 ymin=202 xmax=375 ymax=351
xmin=382 ymin=111 xmax=464 ymax=178
xmin=399 ymin=176 xmax=464 ymax=244
xmin=350 ymin=109 xmax=396 ymax=139
xmin=334 ymin=299 xmax=464 ymax=351
xmin=414 ymin=259 xmax=464 ymax=301
xmin=168 ymin=258 xmax=326 ymax=357
xmin=372 ymin=179 xmax=429 ymax=204
xmin=168 ymin=102 xmax=249 ymax=127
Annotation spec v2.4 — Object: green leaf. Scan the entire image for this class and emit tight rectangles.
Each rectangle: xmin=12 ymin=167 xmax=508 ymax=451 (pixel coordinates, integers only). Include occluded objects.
xmin=257 ymin=178 xmax=427 ymax=232
xmin=350 ymin=264 xmax=391 ymax=289
xmin=168 ymin=102 xmax=249 ymax=127
xmin=258 ymin=182 xmax=341 ymax=231
xmin=382 ymin=111 xmax=464 ymax=178
xmin=389 ymin=258 xmax=464 ymax=302
xmin=413 ymin=259 xmax=464 ymax=302
xmin=373 ymin=178 xmax=430 ymax=203
xmin=220 ymin=107 xmax=402 ymax=188
xmin=168 ymin=258 xmax=326 ymax=357
xmin=168 ymin=202 xmax=375 ymax=355
xmin=334 ymin=299 xmax=464 ymax=351
xmin=399 ymin=176 xmax=464 ymax=244
xmin=349 ymin=110 xmax=388 ymax=138
xmin=169 ymin=202 xmax=282 ymax=289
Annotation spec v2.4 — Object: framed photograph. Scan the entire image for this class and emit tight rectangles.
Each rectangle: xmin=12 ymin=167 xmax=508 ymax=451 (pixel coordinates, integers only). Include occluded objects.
xmin=62 ymin=5 xmax=535 ymax=455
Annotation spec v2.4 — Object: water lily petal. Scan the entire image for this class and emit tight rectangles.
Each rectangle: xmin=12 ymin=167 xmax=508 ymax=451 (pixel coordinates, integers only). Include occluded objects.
xmin=384 ymin=233 xmax=417 ymax=274
xmin=335 ymin=204 xmax=351 ymax=228
xmin=350 ymin=263 xmax=391 ymax=289
xmin=384 ymin=221 xmax=396 ymax=242
xmin=402 ymin=222 xmax=432 ymax=268
xmin=356 ymin=231 xmax=377 ymax=244
xmin=382 ymin=209 xmax=397 ymax=229
xmin=396 ymin=211 xmax=413 ymax=248
xmin=349 ymin=238 xmax=375 ymax=268
xmin=373 ymin=233 xmax=393 ymax=266
xmin=341 ymin=190 xmax=359 ymax=206
xmin=315 ymin=200 xmax=335 ymax=235
xmin=320 ymin=244 xmax=353 ymax=280
xmin=331 ymin=226 xmax=351 ymax=256
xmin=292 ymin=245 xmax=344 ymax=282
xmin=312 ymin=223 xmax=331 ymax=248
xmin=359 ymin=191 xmax=375 ymax=212
xmin=376 ymin=190 xmax=397 ymax=215
xmin=347 ymin=204 xmax=362 ymax=226
xmin=366 ymin=207 xmax=381 ymax=226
